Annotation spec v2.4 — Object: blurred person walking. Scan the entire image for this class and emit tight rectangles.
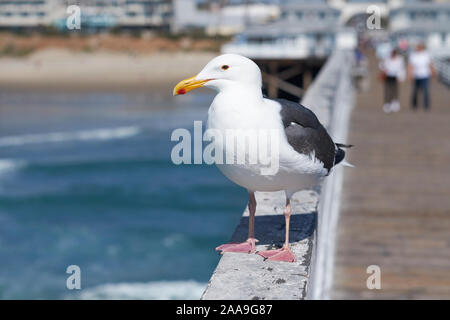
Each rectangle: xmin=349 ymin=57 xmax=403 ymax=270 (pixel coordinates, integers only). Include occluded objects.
xmin=379 ymin=48 xmax=405 ymax=113
xmin=408 ymin=43 xmax=435 ymax=111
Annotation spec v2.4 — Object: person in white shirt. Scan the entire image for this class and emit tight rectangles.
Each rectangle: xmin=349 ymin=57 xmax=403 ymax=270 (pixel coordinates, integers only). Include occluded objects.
xmin=408 ymin=43 xmax=435 ymax=110
xmin=379 ymin=48 xmax=405 ymax=113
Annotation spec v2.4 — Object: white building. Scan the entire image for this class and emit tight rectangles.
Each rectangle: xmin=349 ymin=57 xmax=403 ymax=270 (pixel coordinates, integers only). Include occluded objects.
xmin=327 ymin=0 xmax=399 ymax=25
xmin=172 ymin=0 xmax=280 ymax=35
xmin=0 ymin=0 xmax=53 ymax=28
xmin=0 ymin=0 xmax=174 ymax=30
xmin=222 ymin=1 xmax=357 ymax=59
xmin=389 ymin=1 xmax=450 ymax=53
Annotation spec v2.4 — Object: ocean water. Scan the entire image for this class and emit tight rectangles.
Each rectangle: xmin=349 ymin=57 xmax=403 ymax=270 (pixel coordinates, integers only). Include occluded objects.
xmin=0 ymin=89 xmax=247 ymax=299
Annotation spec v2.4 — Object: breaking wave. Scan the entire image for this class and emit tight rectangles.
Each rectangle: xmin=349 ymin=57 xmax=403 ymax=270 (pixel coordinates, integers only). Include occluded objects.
xmin=0 ymin=126 xmax=141 ymax=147
xmin=0 ymin=159 xmax=26 ymax=175
xmin=77 ymin=280 xmax=206 ymax=300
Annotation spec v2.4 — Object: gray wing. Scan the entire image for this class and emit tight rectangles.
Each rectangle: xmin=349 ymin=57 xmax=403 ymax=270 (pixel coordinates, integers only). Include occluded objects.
xmin=275 ymin=98 xmax=343 ymax=172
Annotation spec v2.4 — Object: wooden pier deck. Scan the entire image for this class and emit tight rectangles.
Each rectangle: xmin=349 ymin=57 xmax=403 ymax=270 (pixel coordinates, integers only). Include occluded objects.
xmin=332 ymin=53 xmax=450 ymax=299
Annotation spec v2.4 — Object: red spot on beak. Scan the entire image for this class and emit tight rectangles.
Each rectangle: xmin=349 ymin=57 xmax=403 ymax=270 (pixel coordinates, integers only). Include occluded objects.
xmin=177 ymin=88 xmax=186 ymax=95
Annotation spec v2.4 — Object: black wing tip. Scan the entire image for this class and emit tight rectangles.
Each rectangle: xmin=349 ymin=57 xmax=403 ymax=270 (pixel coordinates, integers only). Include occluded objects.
xmin=334 ymin=143 xmax=353 ymax=166
xmin=334 ymin=148 xmax=346 ymax=166
xmin=336 ymin=143 xmax=354 ymax=148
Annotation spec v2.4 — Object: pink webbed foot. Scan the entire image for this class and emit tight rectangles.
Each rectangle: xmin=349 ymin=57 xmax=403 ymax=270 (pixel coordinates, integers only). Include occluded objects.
xmin=257 ymin=245 xmax=297 ymax=262
xmin=215 ymin=238 xmax=258 ymax=254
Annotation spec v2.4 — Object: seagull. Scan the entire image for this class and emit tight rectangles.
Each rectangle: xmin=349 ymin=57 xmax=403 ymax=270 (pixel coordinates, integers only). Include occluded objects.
xmin=173 ymin=54 xmax=351 ymax=262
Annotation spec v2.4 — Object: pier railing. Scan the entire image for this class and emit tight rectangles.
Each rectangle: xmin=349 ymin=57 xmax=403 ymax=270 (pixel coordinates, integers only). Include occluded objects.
xmin=201 ymin=50 xmax=355 ymax=300
xmin=222 ymin=42 xmax=331 ymax=59
xmin=434 ymin=57 xmax=450 ymax=87
xmin=303 ymin=50 xmax=355 ymax=299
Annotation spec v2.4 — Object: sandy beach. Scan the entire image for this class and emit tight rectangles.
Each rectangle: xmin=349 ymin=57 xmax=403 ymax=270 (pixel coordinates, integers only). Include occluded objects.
xmin=0 ymin=49 xmax=216 ymax=91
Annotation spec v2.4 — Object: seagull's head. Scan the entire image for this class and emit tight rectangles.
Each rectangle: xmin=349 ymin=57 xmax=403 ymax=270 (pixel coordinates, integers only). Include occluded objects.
xmin=173 ymin=54 xmax=262 ymax=96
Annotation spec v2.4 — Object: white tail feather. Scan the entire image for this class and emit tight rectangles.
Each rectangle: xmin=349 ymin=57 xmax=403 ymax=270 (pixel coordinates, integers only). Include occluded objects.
xmin=341 ymin=160 xmax=355 ymax=168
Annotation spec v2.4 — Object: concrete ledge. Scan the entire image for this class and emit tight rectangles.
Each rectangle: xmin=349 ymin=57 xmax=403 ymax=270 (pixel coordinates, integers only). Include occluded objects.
xmin=201 ymin=50 xmax=355 ymax=300
xmin=202 ymin=190 xmax=318 ymax=300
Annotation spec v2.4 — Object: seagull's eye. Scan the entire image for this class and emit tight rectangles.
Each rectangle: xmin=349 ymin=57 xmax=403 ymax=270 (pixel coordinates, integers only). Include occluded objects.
xmin=221 ymin=65 xmax=230 ymax=71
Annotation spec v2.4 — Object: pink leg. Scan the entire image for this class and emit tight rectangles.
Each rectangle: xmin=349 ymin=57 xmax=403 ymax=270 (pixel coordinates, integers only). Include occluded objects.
xmin=257 ymin=197 xmax=297 ymax=262
xmin=216 ymin=191 xmax=258 ymax=254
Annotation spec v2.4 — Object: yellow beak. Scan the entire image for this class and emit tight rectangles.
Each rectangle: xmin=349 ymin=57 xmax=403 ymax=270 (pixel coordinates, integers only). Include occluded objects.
xmin=173 ymin=76 xmax=212 ymax=96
